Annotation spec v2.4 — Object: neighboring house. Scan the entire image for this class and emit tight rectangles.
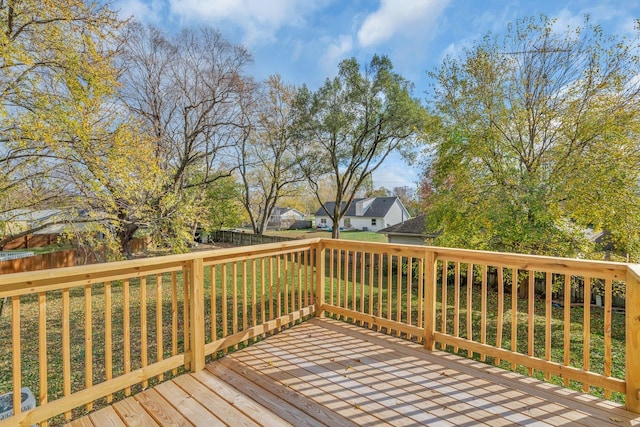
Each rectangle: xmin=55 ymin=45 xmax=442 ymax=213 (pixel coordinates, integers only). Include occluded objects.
xmin=0 ymin=209 xmax=62 ymax=238
xmin=270 ymin=207 xmax=305 ymax=223
xmin=268 ymin=207 xmax=307 ymax=230
xmin=314 ymin=197 xmax=410 ymax=232
xmin=378 ymin=215 xmax=438 ymax=246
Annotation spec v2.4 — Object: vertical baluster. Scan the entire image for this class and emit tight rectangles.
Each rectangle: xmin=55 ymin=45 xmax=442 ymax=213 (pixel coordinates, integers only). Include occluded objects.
xmin=368 ymin=253 xmax=374 ymax=324
xmin=232 ymin=262 xmax=238 ymax=346
xmin=377 ymin=253 xmax=383 ymax=329
xmin=386 ymin=253 xmax=392 ymax=329
xmin=156 ymin=274 xmax=164 ymax=382
xmin=453 ymin=262 xmax=460 ymax=352
xmin=351 ymin=250 xmax=357 ymax=315
xmin=260 ymin=258 xmax=266 ymax=326
xmin=441 ymin=260 xmax=448 ymax=349
xmin=105 ymin=281 xmax=113 ymax=401
xmin=291 ymin=252 xmax=296 ymax=313
xmin=407 ymin=256 xmax=413 ymax=339
xmin=563 ymin=274 xmax=571 ymax=386
xmin=298 ymin=252 xmax=303 ymax=311
xmin=511 ymin=268 xmax=517 ymax=370
xmin=171 ymin=272 xmax=178 ymax=375
xmin=343 ymin=250 xmax=349 ymax=315
xmin=329 ymin=249 xmax=335 ymax=307
xmin=583 ymin=276 xmax=591 ymax=392
xmin=336 ymin=249 xmax=341 ymax=310
xmin=182 ymin=269 xmax=190 ymax=369
xmin=396 ymin=256 xmax=402 ymax=336
xmin=268 ymin=257 xmax=274 ymax=322
xmin=222 ymin=264 xmax=228 ymax=352
xmin=123 ymin=279 xmax=131 ymax=395
xmin=495 ymin=268 xmax=504 ymax=366
xmin=481 ymin=265 xmax=487 ymax=362
xmin=527 ymin=271 xmax=534 ymax=375
xmin=360 ymin=251 xmax=366 ymax=325
xmin=283 ymin=253 xmax=289 ymax=315
xmin=242 ymin=261 xmax=248 ymax=334
xmin=141 ymin=277 xmax=148 ymax=388
xmin=604 ymin=278 xmax=612 ymax=399
xmin=84 ymin=284 xmax=93 ymax=409
xmin=276 ymin=256 xmax=282 ymax=320
xmin=418 ymin=258 xmax=424 ymax=343
xmin=12 ymin=296 xmax=21 ymax=417
xmin=252 ymin=259 xmax=257 ymax=328
xmin=211 ymin=266 xmax=217 ymax=342
xmin=62 ymin=288 xmax=71 ymax=418
xmin=38 ymin=292 xmax=48 ymax=425
xmin=545 ymin=272 xmax=552 ymax=381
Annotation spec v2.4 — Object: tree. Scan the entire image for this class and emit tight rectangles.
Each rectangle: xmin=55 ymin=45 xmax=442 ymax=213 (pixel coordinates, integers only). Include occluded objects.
xmin=237 ymin=75 xmax=305 ymax=235
xmin=295 ymin=55 xmax=427 ymax=238
xmin=118 ymin=23 xmax=253 ymax=252
xmin=425 ymin=15 xmax=640 ymax=259
xmin=0 ymin=0 xmax=136 ymax=256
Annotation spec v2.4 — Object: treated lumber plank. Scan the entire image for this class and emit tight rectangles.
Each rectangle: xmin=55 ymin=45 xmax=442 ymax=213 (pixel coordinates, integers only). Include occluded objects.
xmin=154 ymin=380 xmax=225 ymax=427
xmin=206 ymin=362 xmax=327 ymax=427
xmin=316 ymin=318 xmax=639 ymax=425
xmin=88 ymin=405 xmax=127 ymax=427
xmin=112 ymin=398 xmax=160 ymax=427
xmin=228 ymin=330 xmax=415 ymax=426
xmin=134 ymin=388 xmax=193 ymax=426
xmin=262 ymin=326 xmax=496 ymax=426
xmin=67 ymin=417 xmax=95 ymax=427
xmin=173 ymin=374 xmax=259 ymax=427
xmin=192 ymin=369 xmax=293 ymax=427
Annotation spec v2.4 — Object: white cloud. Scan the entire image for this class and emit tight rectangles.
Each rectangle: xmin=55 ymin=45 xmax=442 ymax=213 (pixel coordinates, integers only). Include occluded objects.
xmin=167 ymin=0 xmax=326 ymax=46
xmin=114 ymin=0 xmax=165 ymax=23
xmin=357 ymin=0 xmax=450 ymax=48
xmin=321 ymin=35 xmax=354 ymax=73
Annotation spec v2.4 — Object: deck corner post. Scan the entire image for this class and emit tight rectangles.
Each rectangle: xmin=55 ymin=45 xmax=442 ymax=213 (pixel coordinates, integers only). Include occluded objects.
xmin=424 ymin=250 xmax=436 ymax=351
xmin=626 ymin=265 xmax=640 ymax=413
xmin=189 ymin=257 xmax=206 ymax=372
xmin=315 ymin=241 xmax=326 ymax=318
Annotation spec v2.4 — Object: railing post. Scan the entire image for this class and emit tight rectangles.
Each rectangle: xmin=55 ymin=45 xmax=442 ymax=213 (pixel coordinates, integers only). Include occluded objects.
xmin=424 ymin=250 xmax=436 ymax=350
xmin=315 ymin=241 xmax=326 ymax=317
xmin=189 ymin=257 xmax=205 ymax=372
xmin=626 ymin=265 xmax=640 ymax=413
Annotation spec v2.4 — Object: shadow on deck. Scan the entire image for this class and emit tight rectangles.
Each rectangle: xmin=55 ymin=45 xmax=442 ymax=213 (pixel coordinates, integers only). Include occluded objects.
xmin=70 ymin=318 xmax=640 ymax=427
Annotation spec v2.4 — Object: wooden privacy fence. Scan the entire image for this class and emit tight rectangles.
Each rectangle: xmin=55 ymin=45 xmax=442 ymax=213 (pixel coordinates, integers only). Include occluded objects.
xmin=0 ymin=238 xmax=638 ymax=426
xmin=212 ymin=230 xmax=295 ymax=246
xmin=0 ymin=238 xmax=149 ymax=274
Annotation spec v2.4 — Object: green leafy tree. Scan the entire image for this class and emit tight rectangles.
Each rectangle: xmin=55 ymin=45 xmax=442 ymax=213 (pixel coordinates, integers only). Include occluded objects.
xmin=295 ymin=55 xmax=427 ymax=238
xmin=425 ymin=15 xmax=640 ymax=259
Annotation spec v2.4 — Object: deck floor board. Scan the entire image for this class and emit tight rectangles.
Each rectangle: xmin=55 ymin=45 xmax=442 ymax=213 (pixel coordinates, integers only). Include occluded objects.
xmin=70 ymin=318 xmax=640 ymax=426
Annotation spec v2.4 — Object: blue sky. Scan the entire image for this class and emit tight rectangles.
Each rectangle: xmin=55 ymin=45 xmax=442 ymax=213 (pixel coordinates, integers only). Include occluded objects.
xmin=114 ymin=0 xmax=640 ymax=190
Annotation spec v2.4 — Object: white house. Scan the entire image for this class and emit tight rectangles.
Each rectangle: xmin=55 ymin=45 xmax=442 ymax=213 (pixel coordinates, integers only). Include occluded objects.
xmin=314 ymin=197 xmax=410 ymax=232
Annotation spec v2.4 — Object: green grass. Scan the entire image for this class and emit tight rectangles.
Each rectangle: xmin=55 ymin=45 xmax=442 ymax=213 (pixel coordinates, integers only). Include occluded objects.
xmin=266 ymin=228 xmax=387 ymax=242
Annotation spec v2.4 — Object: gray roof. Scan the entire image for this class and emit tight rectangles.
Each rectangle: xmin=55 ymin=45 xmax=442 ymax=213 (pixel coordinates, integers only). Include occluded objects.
xmin=378 ymin=215 xmax=434 ymax=236
xmin=314 ymin=197 xmax=401 ymax=218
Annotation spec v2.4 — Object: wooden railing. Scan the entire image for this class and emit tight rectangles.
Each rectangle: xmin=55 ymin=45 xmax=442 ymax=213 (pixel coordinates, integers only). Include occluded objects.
xmin=315 ymin=240 xmax=640 ymax=413
xmin=0 ymin=239 xmax=318 ymax=426
xmin=0 ymin=238 xmax=638 ymax=426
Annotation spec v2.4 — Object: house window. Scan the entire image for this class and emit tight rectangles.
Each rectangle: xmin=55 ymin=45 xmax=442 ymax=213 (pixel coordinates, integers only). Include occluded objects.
xmin=371 ymin=219 xmax=377 ymax=226
xmin=320 ymin=218 xmax=327 ymax=224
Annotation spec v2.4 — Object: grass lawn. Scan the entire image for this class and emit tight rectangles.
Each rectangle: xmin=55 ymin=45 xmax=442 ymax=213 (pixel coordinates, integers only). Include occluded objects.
xmin=266 ymin=228 xmax=388 ymax=243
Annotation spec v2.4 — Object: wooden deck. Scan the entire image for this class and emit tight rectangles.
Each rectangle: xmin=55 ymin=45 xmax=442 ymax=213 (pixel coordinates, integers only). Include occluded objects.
xmin=70 ymin=318 xmax=640 ymax=426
